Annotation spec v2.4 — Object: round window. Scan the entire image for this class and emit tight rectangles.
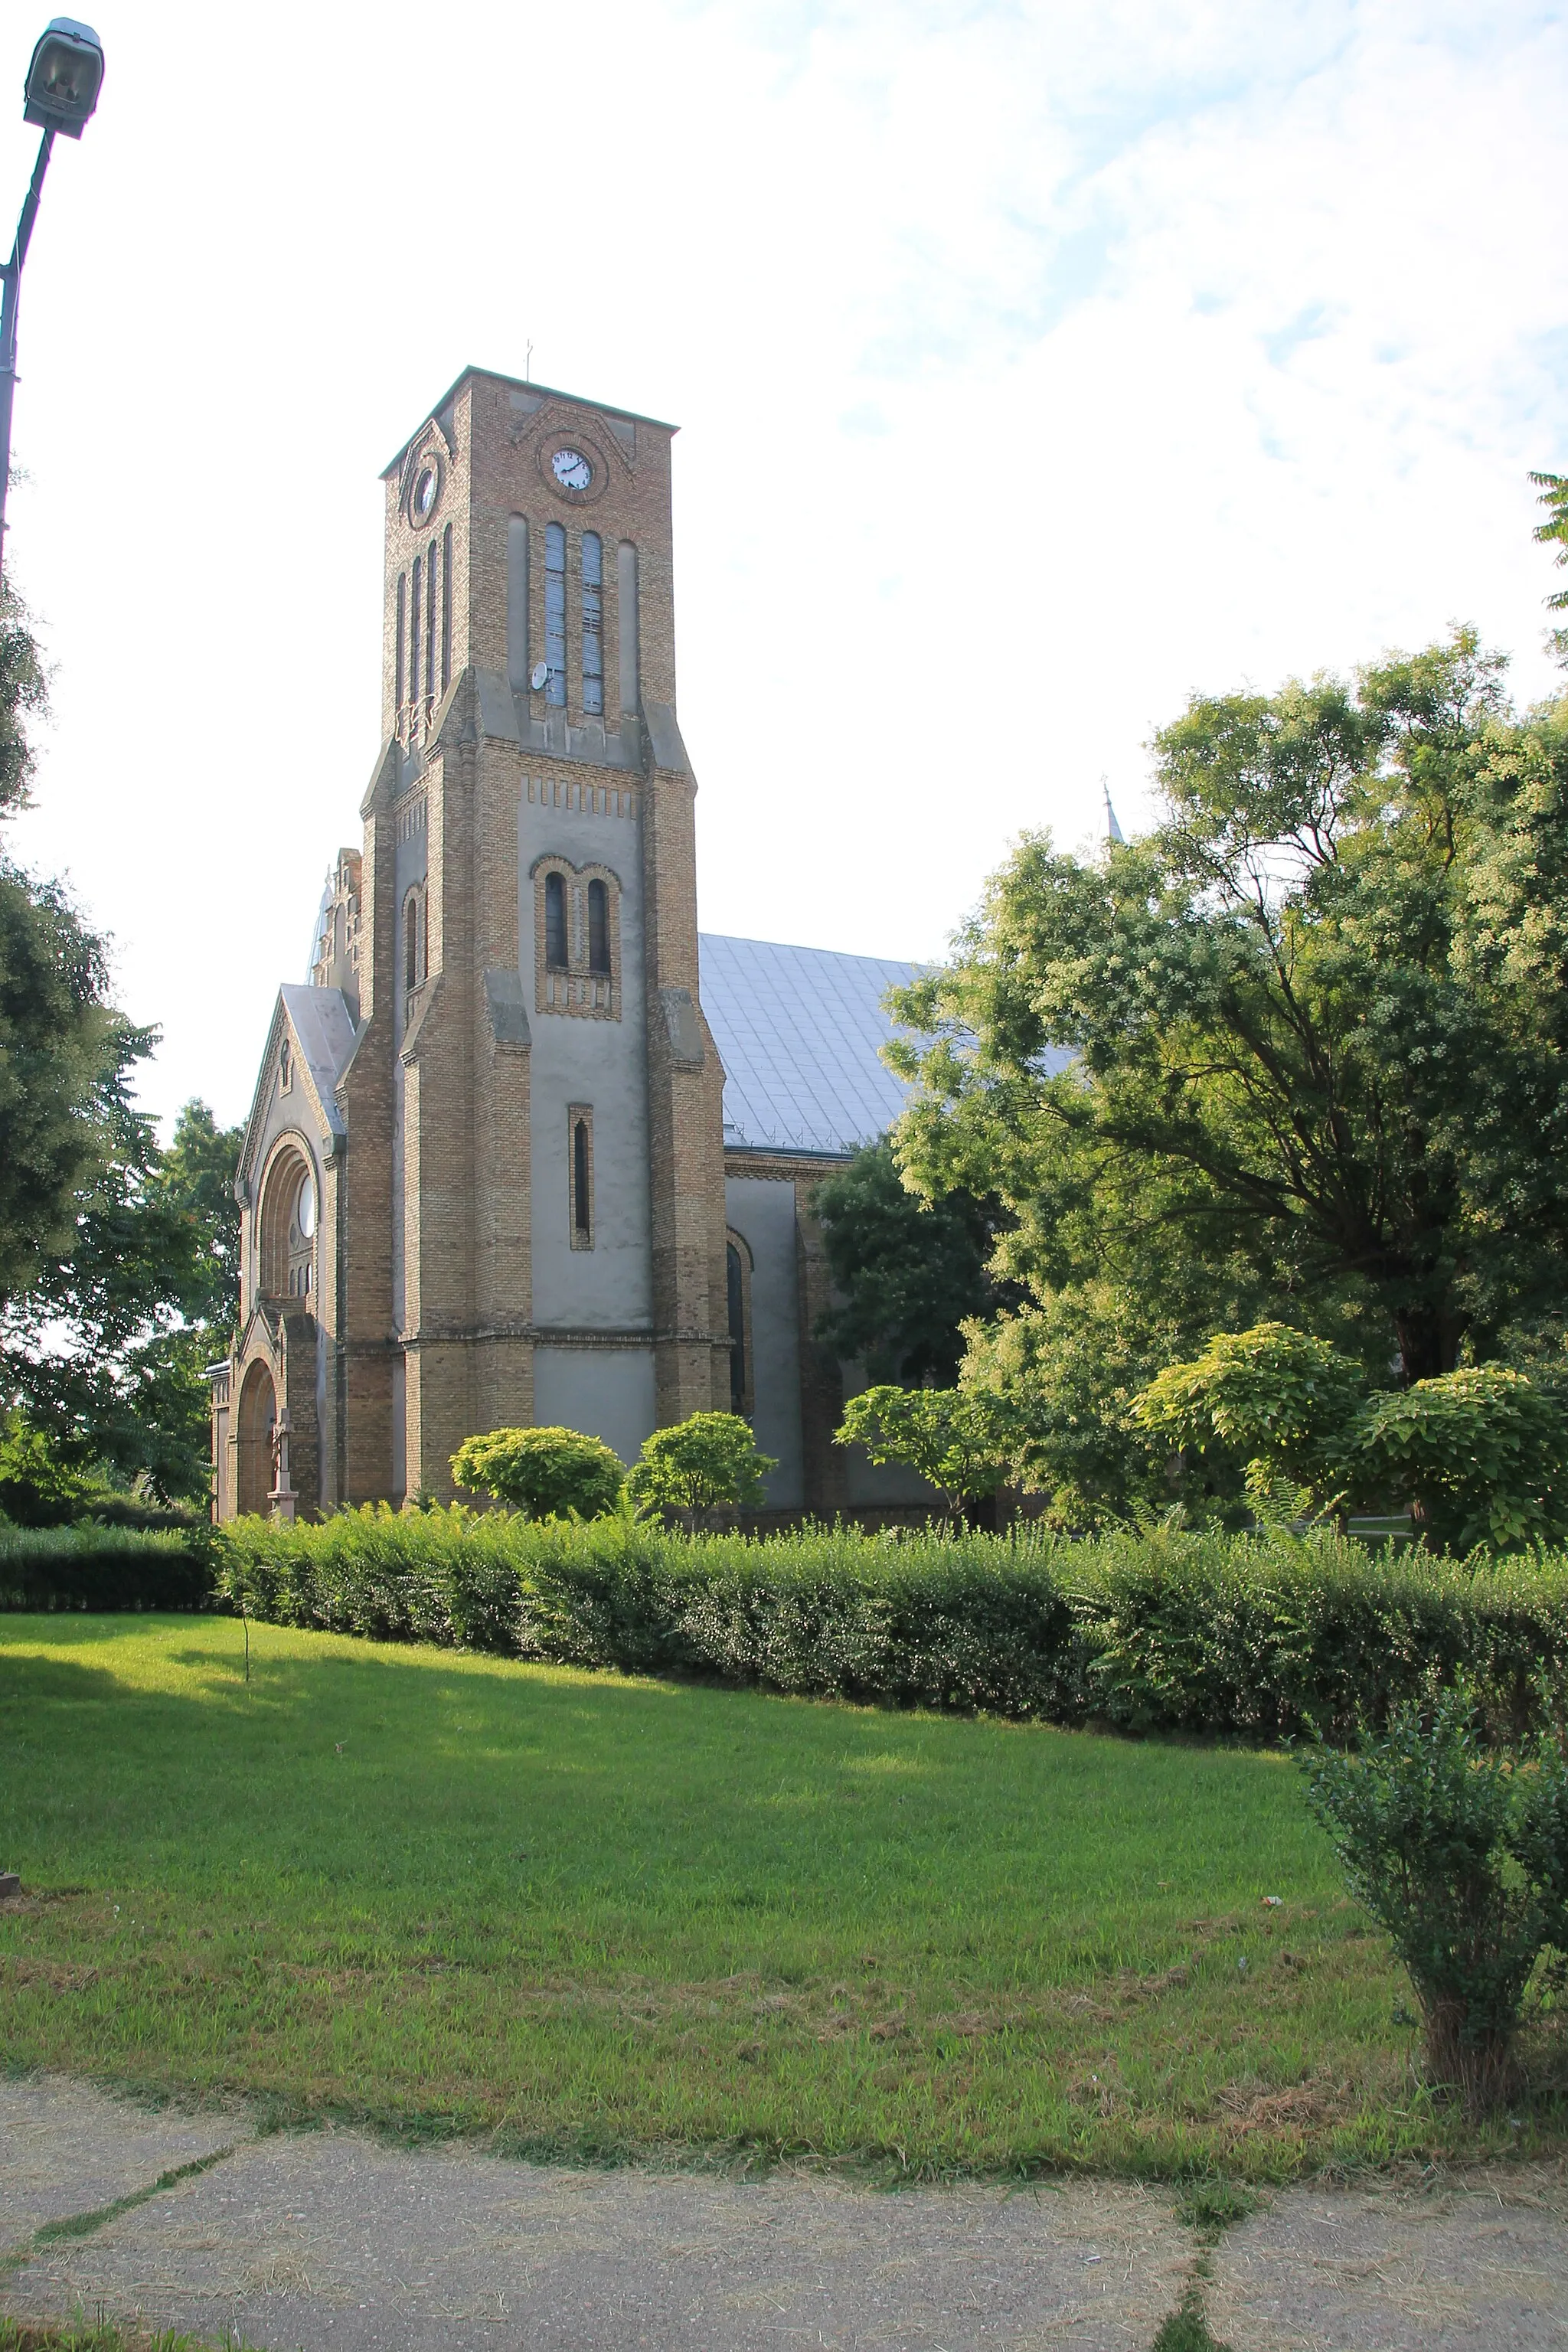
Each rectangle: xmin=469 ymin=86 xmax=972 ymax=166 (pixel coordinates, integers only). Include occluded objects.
xmin=296 ymin=1172 xmax=318 ymax=1240
xmin=412 ymin=462 xmax=439 ymax=521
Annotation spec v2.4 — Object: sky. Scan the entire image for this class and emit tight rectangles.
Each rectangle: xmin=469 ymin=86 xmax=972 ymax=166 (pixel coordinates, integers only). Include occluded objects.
xmin=3 ymin=0 xmax=1566 ymax=1132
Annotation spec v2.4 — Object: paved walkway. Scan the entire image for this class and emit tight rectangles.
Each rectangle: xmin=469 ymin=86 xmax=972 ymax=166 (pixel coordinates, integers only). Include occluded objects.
xmin=2 ymin=2076 xmax=1566 ymax=2350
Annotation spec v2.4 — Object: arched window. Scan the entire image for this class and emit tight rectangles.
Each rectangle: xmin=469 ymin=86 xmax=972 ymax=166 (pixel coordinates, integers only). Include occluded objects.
xmin=409 ymin=554 xmax=422 ymax=702
xmin=279 ymin=1037 xmax=292 ymax=1093
xmin=533 ymin=860 xmax=620 ymax=1017
xmin=569 ymin=1105 xmax=593 ymax=1249
xmin=544 ymin=871 xmax=568 ymax=969
xmin=440 ymin=523 xmax=453 ymax=694
xmin=581 ymin=531 xmax=603 ymax=717
xmin=544 ymin=522 xmax=567 ymax=706
xmin=258 ymin=1145 xmax=315 ymax=1303
xmin=725 ymin=1231 xmax=754 ymax=1416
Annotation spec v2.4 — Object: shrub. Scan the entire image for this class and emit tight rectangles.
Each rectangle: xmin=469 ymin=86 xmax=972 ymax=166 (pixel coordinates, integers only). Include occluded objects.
xmin=1132 ymin=1323 xmax=1367 ymax=1502
xmin=835 ymin=1386 xmax=1018 ymax=1518
xmin=626 ymin=1412 xmax=776 ymax=1521
xmin=1301 ymin=1690 xmax=1568 ymax=2109
xmin=1350 ymin=1367 xmax=1568 ymax=1553
xmin=450 ymin=1426 xmax=626 ymax=1519
xmin=0 ymin=1521 xmax=214 ymax=1611
xmin=210 ymin=1509 xmax=1568 ymax=1747
xmin=216 ymin=1504 xmax=531 ymax=1653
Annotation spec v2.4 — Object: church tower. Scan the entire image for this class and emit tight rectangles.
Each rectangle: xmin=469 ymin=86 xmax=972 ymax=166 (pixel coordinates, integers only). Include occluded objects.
xmin=362 ymin=370 xmax=733 ymax=1498
xmin=217 ymin=371 xmax=733 ymax=1514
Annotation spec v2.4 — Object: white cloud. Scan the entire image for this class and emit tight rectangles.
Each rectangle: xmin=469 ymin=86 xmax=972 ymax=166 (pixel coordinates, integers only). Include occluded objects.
xmin=2 ymin=0 xmax=1563 ymax=1127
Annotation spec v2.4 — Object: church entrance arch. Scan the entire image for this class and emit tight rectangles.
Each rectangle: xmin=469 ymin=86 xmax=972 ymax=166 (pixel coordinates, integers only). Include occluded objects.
xmin=236 ymin=1360 xmax=276 ymax=1518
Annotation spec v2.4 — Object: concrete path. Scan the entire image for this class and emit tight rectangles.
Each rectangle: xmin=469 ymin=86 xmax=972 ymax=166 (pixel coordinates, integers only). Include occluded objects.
xmin=2 ymin=2076 xmax=1566 ymax=2350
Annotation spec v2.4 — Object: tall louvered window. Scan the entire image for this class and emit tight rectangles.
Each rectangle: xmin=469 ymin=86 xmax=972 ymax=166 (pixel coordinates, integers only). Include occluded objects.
xmin=440 ymin=524 xmax=453 ymax=694
xmin=395 ymin=572 xmax=407 ymax=710
xmin=424 ymin=543 xmax=437 ymax=707
xmin=544 ymin=522 xmax=567 ymax=707
xmin=581 ymin=531 xmax=603 ymax=717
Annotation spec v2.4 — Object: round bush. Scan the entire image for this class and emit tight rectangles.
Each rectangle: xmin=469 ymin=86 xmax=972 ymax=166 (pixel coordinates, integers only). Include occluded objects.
xmin=450 ymin=1426 xmax=626 ymax=1519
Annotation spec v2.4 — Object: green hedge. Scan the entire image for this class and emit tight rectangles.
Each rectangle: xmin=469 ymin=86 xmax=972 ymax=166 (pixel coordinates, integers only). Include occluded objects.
xmin=214 ymin=1509 xmax=1568 ymax=1743
xmin=0 ymin=1522 xmax=215 ymax=1612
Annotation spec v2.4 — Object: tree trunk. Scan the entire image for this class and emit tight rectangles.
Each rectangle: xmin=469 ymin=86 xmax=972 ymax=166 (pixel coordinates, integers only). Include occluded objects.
xmin=1393 ymin=1305 xmax=1462 ymax=1386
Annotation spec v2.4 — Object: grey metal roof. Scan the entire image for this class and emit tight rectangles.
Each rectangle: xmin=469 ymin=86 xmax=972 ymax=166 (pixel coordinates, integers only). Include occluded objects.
xmin=699 ymin=933 xmax=923 ymax=1158
xmin=278 ymin=984 xmax=358 ymax=1131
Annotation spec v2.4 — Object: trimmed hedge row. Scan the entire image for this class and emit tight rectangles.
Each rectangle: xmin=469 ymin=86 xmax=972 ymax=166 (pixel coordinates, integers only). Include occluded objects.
xmin=214 ymin=1508 xmax=1568 ymax=1743
xmin=0 ymin=1522 xmax=216 ymax=1613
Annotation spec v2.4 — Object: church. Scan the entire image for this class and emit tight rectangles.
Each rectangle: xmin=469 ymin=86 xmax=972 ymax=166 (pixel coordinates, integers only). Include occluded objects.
xmin=208 ymin=368 xmax=932 ymax=1521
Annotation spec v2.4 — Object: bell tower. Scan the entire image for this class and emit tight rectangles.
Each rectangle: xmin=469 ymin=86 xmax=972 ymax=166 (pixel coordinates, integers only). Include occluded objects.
xmin=335 ymin=368 xmax=730 ymax=1501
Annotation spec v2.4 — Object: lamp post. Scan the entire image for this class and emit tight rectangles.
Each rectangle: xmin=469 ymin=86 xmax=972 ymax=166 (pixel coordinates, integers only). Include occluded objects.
xmin=0 ymin=18 xmax=103 ymax=577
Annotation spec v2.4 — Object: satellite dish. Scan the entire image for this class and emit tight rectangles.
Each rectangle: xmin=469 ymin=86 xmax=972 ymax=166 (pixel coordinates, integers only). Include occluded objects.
xmin=530 ymin=662 xmax=549 ymax=692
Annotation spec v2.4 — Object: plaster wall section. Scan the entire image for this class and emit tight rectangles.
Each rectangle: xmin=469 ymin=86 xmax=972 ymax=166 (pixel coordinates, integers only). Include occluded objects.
xmin=532 ymin=1345 xmax=656 ymax=1465
xmin=724 ymin=1176 xmax=804 ymax=1508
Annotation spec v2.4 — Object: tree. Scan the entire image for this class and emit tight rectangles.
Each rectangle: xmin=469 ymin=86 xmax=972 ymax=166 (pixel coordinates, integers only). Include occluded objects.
xmin=0 ymin=581 xmax=151 ymax=1315
xmin=0 ymin=1099 xmax=245 ymax=1508
xmin=626 ymin=1411 xmax=776 ymax=1522
xmin=890 ymin=629 xmax=1568 ymax=1391
xmin=812 ymin=1138 xmax=1015 ymax=1383
xmin=835 ymin=1385 xmax=1018 ymax=1522
xmin=451 ymin=1426 xmax=626 ymax=1518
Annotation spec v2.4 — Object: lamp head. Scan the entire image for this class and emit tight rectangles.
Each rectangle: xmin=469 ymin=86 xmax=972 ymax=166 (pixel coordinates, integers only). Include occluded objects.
xmin=24 ymin=18 xmax=103 ymax=137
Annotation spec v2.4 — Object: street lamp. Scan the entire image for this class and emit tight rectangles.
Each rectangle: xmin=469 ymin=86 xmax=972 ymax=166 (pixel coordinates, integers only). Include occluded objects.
xmin=0 ymin=18 xmax=104 ymax=576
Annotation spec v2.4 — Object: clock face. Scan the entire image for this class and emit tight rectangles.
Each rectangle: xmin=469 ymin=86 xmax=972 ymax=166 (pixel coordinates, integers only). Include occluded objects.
xmin=551 ymin=447 xmax=593 ymax=492
xmin=412 ymin=462 xmax=438 ymax=521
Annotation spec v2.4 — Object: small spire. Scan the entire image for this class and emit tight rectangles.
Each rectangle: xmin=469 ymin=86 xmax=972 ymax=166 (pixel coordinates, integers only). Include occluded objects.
xmin=1102 ymin=777 xmax=1125 ymax=845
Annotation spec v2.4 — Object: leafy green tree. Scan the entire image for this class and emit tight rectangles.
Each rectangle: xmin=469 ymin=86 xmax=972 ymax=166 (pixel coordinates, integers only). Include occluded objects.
xmin=1532 ymin=468 xmax=1568 ymax=657
xmin=1132 ymin=1322 xmax=1367 ymax=1505
xmin=1350 ymin=1366 xmax=1568 ymax=1555
xmin=835 ymin=1384 xmax=1018 ymax=1522
xmin=451 ymin=1425 xmax=626 ymax=1518
xmin=626 ymin=1411 xmax=776 ymax=1522
xmin=0 ymin=582 xmax=152 ymax=1316
xmin=812 ymin=1138 xmax=1015 ymax=1383
xmin=1 ymin=1099 xmax=244 ymax=1506
xmin=891 ymin=629 xmax=1568 ymax=1390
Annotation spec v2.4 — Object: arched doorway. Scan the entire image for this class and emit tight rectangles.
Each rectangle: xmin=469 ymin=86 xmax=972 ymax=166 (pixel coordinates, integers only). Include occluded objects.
xmin=236 ymin=1360 xmax=276 ymax=1518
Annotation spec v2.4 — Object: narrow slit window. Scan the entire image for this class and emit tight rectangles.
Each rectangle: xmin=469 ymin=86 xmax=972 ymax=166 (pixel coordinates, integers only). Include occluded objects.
xmin=581 ymin=531 xmax=603 ymax=716
xmin=544 ymin=521 xmax=567 ymax=706
xmin=424 ymin=544 xmax=437 ymax=704
xmin=587 ymin=877 xmax=609 ymax=974
xmin=395 ymin=573 xmax=407 ymax=710
xmin=544 ymin=871 xmax=567 ymax=969
xmin=440 ymin=524 xmax=453 ymax=694
xmin=409 ymin=558 xmax=422 ymax=701
xmin=571 ymin=1115 xmax=594 ymax=1251
xmin=403 ymin=889 xmax=425 ymax=988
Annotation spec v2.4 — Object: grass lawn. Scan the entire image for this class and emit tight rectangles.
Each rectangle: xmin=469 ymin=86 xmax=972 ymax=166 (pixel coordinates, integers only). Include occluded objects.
xmin=2 ymin=1615 xmax=1561 ymax=2179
